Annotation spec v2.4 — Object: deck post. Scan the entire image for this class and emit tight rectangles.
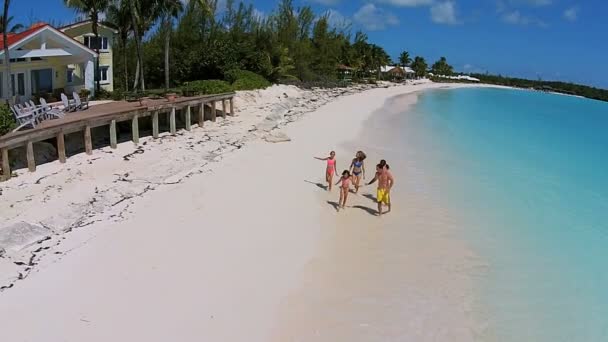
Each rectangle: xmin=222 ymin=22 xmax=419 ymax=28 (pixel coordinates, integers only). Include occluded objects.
xmin=230 ymin=97 xmax=234 ymax=116
xmin=185 ymin=106 xmax=192 ymax=131
xmin=170 ymin=107 xmax=176 ymax=134
xmin=152 ymin=111 xmax=159 ymax=138
xmin=84 ymin=125 xmax=92 ymax=155
xmin=110 ymin=120 xmax=117 ymax=148
xmin=198 ymin=102 xmax=204 ymax=127
xmin=222 ymin=99 xmax=227 ymax=118
xmin=57 ymin=131 xmax=66 ymax=163
xmin=26 ymin=141 xmax=35 ymax=172
xmin=1 ymin=148 xmax=10 ymax=181
xmin=132 ymin=115 xmax=139 ymax=144
xmin=211 ymin=101 xmax=217 ymax=122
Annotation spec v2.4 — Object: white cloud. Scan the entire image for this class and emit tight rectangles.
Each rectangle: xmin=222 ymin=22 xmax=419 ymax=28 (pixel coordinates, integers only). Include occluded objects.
xmin=376 ymin=0 xmax=433 ymax=6
xmin=308 ymin=0 xmax=342 ymax=5
xmin=563 ymin=6 xmax=579 ymax=22
xmin=520 ymin=0 xmax=552 ymax=6
xmin=353 ymin=4 xmax=399 ymax=31
xmin=325 ymin=9 xmax=352 ymax=29
xmin=430 ymin=1 xmax=458 ymax=24
xmin=502 ymin=10 xmax=547 ymax=27
xmin=252 ymin=9 xmax=266 ymax=21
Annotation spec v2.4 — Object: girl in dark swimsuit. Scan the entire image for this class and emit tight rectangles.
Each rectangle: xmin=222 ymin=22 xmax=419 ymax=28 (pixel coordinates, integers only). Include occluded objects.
xmin=349 ymin=151 xmax=366 ymax=194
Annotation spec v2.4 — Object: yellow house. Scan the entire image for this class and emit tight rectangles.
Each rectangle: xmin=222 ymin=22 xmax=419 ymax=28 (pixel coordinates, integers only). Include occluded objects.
xmin=60 ymin=20 xmax=117 ymax=92
xmin=0 ymin=20 xmax=116 ymax=102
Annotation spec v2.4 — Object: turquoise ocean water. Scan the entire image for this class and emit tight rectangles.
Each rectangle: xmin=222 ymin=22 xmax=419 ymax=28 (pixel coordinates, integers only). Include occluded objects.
xmin=402 ymin=88 xmax=608 ymax=341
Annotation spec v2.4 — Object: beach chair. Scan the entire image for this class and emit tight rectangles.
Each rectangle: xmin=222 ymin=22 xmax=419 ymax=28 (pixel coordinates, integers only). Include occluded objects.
xmin=61 ymin=93 xmax=77 ymax=112
xmin=72 ymin=92 xmax=89 ymax=110
xmin=9 ymin=105 xmax=38 ymax=132
xmin=39 ymin=98 xmax=66 ymax=118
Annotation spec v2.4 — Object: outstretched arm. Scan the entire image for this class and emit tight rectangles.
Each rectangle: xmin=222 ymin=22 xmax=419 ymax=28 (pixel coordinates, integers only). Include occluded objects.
xmin=367 ymin=173 xmax=378 ymax=185
xmin=314 ymin=156 xmax=328 ymax=161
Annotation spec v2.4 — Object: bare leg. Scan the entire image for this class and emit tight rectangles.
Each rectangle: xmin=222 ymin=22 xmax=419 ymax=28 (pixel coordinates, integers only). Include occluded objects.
xmin=354 ymin=176 xmax=360 ymax=193
xmin=343 ymin=190 xmax=349 ymax=208
xmin=377 ymin=202 xmax=383 ymax=216
xmin=326 ymin=172 xmax=332 ymax=191
xmin=338 ymin=189 xmax=344 ymax=211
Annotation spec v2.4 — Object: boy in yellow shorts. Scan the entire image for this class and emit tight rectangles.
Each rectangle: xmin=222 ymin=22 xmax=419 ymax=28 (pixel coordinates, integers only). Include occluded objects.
xmin=367 ymin=162 xmax=395 ymax=216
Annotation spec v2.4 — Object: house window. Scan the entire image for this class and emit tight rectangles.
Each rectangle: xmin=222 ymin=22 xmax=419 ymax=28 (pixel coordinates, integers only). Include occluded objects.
xmin=67 ymin=68 xmax=74 ymax=84
xmin=9 ymin=58 xmax=26 ymax=63
xmin=84 ymin=36 xmax=109 ymax=51
xmin=100 ymin=66 xmax=109 ymax=83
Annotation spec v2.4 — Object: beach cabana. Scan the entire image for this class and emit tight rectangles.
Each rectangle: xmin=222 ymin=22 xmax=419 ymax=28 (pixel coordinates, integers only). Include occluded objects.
xmin=337 ymin=64 xmax=355 ymax=82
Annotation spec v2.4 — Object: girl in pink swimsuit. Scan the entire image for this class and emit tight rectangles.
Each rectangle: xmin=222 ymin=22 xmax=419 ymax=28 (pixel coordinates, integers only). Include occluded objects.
xmin=314 ymin=151 xmax=337 ymax=191
xmin=335 ymin=170 xmax=355 ymax=210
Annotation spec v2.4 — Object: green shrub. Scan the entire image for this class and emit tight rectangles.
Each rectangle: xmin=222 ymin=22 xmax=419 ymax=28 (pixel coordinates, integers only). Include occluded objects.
xmin=224 ymin=69 xmax=270 ymax=90
xmin=182 ymin=80 xmax=233 ymax=95
xmin=111 ymin=89 xmax=125 ymax=101
xmin=79 ymin=88 xmax=91 ymax=99
xmin=91 ymin=88 xmax=111 ymax=100
xmin=0 ymin=104 xmax=16 ymax=136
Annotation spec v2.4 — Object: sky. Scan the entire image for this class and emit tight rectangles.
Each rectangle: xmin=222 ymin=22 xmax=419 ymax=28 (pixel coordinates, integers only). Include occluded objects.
xmin=9 ymin=0 xmax=608 ymax=88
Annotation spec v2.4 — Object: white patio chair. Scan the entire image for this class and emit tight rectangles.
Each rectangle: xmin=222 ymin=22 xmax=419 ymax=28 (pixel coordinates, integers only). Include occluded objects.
xmin=9 ymin=105 xmax=38 ymax=132
xmin=39 ymin=98 xmax=66 ymax=118
xmin=61 ymin=93 xmax=77 ymax=112
xmin=72 ymin=92 xmax=89 ymax=110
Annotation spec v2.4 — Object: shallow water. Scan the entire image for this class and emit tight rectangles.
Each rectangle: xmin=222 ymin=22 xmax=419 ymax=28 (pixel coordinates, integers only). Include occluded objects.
xmin=401 ymin=87 xmax=608 ymax=341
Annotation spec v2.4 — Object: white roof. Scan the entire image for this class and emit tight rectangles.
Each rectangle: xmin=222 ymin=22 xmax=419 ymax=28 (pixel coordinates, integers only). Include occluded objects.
xmin=381 ymin=65 xmax=415 ymax=73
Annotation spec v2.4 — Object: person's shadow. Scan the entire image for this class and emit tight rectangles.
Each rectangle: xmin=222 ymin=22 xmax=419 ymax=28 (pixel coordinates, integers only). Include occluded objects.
xmin=352 ymin=205 xmax=378 ymax=216
xmin=363 ymin=193 xmax=377 ymax=202
xmin=327 ymin=201 xmax=340 ymax=212
xmin=304 ymin=180 xmax=327 ymax=191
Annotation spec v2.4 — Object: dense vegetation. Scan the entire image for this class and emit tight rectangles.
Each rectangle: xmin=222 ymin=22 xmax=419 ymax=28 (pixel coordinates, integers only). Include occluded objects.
xmin=469 ymin=74 xmax=608 ymax=102
xmin=104 ymin=0 xmax=428 ymax=95
xmin=0 ymin=104 xmax=16 ymax=136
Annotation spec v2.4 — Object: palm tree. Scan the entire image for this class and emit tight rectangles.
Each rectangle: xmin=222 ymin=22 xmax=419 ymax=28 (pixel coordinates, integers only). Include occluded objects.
xmin=398 ymin=50 xmax=411 ymax=68
xmin=130 ymin=0 xmax=160 ymax=91
xmin=64 ymin=0 xmax=111 ymax=93
xmin=107 ymin=0 xmax=131 ymax=91
xmin=2 ymin=1 xmax=23 ymax=103
xmin=411 ymin=56 xmax=427 ymax=78
xmin=158 ymin=0 xmax=183 ymax=91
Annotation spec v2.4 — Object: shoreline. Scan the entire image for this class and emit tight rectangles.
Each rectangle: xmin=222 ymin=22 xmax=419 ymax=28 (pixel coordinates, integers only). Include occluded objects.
xmin=1 ymin=81 xmax=488 ymax=340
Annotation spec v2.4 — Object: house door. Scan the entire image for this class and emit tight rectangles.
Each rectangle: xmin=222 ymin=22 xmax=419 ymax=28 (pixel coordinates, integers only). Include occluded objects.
xmin=11 ymin=72 xmax=26 ymax=101
xmin=31 ymin=68 xmax=53 ymax=98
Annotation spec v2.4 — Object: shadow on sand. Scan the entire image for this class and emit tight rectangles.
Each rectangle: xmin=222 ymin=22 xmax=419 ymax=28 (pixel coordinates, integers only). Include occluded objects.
xmin=327 ymin=201 xmax=340 ymax=212
xmin=352 ymin=205 xmax=378 ymax=216
xmin=304 ymin=180 xmax=328 ymax=191
xmin=362 ymin=193 xmax=377 ymax=203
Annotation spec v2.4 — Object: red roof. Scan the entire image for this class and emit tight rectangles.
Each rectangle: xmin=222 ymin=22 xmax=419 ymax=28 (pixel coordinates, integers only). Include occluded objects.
xmin=0 ymin=24 xmax=47 ymax=49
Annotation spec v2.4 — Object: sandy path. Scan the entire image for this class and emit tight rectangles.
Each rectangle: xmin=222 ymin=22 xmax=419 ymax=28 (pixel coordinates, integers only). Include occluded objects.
xmin=0 ymin=83 xmax=482 ymax=341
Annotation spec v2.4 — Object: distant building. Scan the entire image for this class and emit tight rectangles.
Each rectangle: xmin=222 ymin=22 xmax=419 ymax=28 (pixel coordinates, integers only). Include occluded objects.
xmin=0 ymin=20 xmax=116 ymax=102
xmin=380 ymin=65 xmax=415 ymax=80
xmin=337 ymin=64 xmax=355 ymax=81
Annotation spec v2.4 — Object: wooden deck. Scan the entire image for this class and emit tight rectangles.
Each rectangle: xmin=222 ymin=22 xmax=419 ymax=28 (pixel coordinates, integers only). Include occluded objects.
xmin=0 ymin=92 xmax=236 ymax=181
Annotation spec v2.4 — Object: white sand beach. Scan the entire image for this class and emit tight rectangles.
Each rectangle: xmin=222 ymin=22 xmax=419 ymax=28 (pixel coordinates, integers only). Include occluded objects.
xmin=1 ymin=81 xmax=488 ymax=341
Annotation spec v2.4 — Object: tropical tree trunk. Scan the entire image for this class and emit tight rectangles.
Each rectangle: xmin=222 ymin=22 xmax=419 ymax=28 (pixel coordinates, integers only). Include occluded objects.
xmin=122 ymin=38 xmax=128 ymax=91
xmin=91 ymin=11 xmax=101 ymax=93
xmin=133 ymin=58 xmax=139 ymax=90
xmin=129 ymin=0 xmax=145 ymax=91
xmin=164 ymin=15 xmax=170 ymax=91
xmin=3 ymin=0 xmax=13 ymax=104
